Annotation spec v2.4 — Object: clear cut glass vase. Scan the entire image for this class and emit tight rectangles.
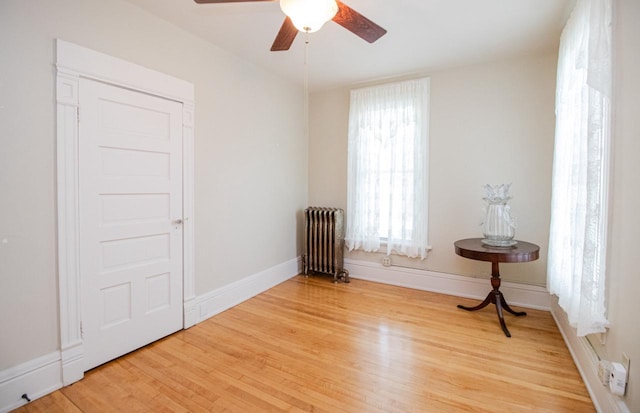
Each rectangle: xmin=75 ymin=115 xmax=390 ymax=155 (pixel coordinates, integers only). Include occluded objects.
xmin=481 ymin=184 xmax=517 ymax=247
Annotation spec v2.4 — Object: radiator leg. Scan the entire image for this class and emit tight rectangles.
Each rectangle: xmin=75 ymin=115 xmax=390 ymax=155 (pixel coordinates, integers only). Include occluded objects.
xmin=302 ymin=254 xmax=309 ymax=277
xmin=334 ymin=269 xmax=350 ymax=283
xmin=333 ymin=270 xmax=340 ymax=283
xmin=341 ymin=269 xmax=350 ymax=283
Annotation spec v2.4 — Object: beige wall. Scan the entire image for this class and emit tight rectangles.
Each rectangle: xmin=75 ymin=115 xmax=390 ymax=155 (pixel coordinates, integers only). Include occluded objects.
xmin=601 ymin=0 xmax=640 ymax=409
xmin=310 ymin=3 xmax=640 ymax=409
xmin=309 ymin=53 xmax=557 ymax=286
xmin=0 ymin=0 xmax=306 ymax=369
xmin=1 ymin=0 xmax=637 ymax=409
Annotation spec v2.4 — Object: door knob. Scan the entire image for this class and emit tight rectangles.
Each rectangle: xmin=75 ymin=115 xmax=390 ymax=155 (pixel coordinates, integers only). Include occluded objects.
xmin=172 ymin=219 xmax=183 ymax=225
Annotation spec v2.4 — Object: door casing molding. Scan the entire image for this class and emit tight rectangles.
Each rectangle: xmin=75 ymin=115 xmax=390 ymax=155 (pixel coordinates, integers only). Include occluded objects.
xmin=55 ymin=39 xmax=195 ymax=385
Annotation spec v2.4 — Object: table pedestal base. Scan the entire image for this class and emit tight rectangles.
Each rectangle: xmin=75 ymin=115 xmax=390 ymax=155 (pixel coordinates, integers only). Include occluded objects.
xmin=454 ymin=239 xmax=539 ymax=338
xmin=458 ymin=290 xmax=526 ymax=337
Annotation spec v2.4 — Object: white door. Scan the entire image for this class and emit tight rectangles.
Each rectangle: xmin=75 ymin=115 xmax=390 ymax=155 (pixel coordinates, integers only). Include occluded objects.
xmin=79 ymin=78 xmax=184 ymax=371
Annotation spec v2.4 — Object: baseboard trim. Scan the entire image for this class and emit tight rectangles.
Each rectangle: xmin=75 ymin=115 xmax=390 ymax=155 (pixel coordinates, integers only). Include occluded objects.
xmin=0 ymin=352 xmax=62 ymax=413
xmin=188 ymin=257 xmax=300 ymax=325
xmin=345 ymin=258 xmax=550 ymax=310
xmin=17 ymin=258 xmax=621 ymax=413
xmin=60 ymin=339 xmax=84 ymax=386
xmin=1 ymin=257 xmax=300 ymax=412
xmin=550 ymin=298 xmax=630 ymax=413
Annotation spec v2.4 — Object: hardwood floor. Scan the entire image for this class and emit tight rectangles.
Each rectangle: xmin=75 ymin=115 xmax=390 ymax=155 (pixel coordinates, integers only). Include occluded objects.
xmin=15 ymin=276 xmax=594 ymax=412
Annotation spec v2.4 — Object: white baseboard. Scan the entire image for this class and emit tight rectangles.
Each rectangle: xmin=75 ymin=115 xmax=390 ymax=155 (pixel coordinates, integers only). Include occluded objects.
xmin=60 ymin=339 xmax=84 ymax=386
xmin=0 ymin=257 xmax=300 ymax=412
xmin=16 ymin=258 xmax=623 ymax=413
xmin=0 ymin=352 xmax=62 ymax=413
xmin=187 ymin=257 xmax=300 ymax=326
xmin=345 ymin=258 xmax=550 ymax=310
xmin=550 ymin=298 xmax=630 ymax=413
xmin=183 ymin=296 xmax=199 ymax=329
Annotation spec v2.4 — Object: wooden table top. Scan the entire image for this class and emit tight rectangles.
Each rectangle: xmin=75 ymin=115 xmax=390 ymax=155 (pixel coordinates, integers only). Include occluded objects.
xmin=454 ymin=238 xmax=540 ymax=264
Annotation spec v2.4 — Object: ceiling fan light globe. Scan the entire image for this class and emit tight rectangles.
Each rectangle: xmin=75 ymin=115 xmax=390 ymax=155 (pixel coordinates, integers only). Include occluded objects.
xmin=280 ymin=0 xmax=338 ymax=33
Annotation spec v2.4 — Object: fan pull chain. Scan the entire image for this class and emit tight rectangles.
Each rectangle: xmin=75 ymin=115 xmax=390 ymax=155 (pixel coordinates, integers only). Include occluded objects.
xmin=303 ymin=31 xmax=310 ymax=140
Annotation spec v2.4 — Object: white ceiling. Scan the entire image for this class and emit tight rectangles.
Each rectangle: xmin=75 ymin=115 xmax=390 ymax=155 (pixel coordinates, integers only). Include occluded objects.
xmin=123 ymin=0 xmax=574 ymax=92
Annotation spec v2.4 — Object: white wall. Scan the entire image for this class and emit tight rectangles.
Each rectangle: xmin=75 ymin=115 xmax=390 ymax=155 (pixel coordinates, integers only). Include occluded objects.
xmin=309 ymin=52 xmax=557 ymax=286
xmin=0 ymin=0 xmax=306 ymax=370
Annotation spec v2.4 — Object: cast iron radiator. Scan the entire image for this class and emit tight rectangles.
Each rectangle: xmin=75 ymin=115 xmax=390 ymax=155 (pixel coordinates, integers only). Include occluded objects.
xmin=302 ymin=207 xmax=350 ymax=283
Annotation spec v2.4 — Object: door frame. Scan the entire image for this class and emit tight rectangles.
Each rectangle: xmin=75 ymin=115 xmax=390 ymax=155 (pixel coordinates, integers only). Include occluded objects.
xmin=55 ymin=39 xmax=195 ymax=385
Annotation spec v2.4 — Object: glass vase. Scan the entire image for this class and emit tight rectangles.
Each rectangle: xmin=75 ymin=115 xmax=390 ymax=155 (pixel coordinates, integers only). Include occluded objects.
xmin=481 ymin=184 xmax=517 ymax=247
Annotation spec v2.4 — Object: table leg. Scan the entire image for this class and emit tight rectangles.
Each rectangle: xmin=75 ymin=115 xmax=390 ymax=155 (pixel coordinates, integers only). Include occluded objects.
xmin=494 ymin=290 xmax=511 ymax=337
xmin=456 ymin=261 xmax=526 ymax=337
xmin=457 ymin=292 xmax=492 ymax=311
xmin=500 ymin=293 xmax=527 ymax=317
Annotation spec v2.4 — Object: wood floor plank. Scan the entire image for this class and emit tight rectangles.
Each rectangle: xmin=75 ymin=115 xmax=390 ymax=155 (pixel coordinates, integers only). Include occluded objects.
xmin=16 ymin=391 xmax=82 ymax=413
xmin=13 ymin=276 xmax=594 ymax=412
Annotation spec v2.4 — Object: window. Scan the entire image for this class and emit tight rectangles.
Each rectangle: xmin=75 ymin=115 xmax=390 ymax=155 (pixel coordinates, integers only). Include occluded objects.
xmin=547 ymin=0 xmax=611 ymax=336
xmin=345 ymin=78 xmax=430 ymax=259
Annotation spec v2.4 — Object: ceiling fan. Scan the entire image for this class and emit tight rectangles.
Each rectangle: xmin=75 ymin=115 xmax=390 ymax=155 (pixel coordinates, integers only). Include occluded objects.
xmin=194 ymin=0 xmax=387 ymax=51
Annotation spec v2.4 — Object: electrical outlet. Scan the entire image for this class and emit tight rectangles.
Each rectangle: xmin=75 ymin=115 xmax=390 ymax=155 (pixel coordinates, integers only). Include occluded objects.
xmin=382 ymin=256 xmax=391 ymax=267
xmin=610 ymin=362 xmax=627 ymax=396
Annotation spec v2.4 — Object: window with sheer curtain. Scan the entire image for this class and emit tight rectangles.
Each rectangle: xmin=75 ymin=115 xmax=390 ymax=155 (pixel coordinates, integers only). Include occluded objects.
xmin=345 ymin=78 xmax=430 ymax=259
xmin=547 ymin=0 xmax=611 ymax=337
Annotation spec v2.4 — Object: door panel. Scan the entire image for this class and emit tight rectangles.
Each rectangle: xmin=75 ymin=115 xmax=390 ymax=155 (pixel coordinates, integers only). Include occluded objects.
xmin=79 ymin=79 xmax=184 ymax=371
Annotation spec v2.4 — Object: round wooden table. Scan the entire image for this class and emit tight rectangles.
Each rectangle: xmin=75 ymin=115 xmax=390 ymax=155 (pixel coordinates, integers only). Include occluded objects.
xmin=454 ymin=238 xmax=540 ymax=337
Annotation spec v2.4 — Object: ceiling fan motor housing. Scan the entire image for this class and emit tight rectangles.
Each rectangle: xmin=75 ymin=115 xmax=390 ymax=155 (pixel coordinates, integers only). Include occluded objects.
xmin=194 ymin=0 xmax=387 ymax=51
xmin=279 ymin=0 xmax=339 ymax=33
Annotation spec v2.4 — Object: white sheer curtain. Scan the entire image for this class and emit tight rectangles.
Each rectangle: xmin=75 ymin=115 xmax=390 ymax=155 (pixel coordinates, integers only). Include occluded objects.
xmin=547 ymin=0 xmax=611 ymax=336
xmin=345 ymin=78 xmax=430 ymax=259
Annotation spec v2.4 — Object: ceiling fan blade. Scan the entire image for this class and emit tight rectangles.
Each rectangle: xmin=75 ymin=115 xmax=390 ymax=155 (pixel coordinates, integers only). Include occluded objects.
xmin=271 ymin=17 xmax=298 ymax=51
xmin=332 ymin=1 xmax=387 ymax=44
xmin=194 ymin=0 xmax=274 ymax=3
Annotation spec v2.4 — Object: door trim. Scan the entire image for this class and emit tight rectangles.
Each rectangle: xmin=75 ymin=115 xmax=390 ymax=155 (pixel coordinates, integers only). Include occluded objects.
xmin=55 ymin=39 xmax=195 ymax=385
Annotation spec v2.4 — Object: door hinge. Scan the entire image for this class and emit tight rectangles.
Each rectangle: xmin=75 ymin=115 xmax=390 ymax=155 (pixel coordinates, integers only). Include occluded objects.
xmin=80 ymin=321 xmax=84 ymax=339
xmin=77 ymin=106 xmax=80 ymax=124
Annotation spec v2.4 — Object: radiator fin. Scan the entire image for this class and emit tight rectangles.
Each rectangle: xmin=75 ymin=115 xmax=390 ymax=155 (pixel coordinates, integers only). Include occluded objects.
xmin=303 ymin=207 xmax=349 ymax=283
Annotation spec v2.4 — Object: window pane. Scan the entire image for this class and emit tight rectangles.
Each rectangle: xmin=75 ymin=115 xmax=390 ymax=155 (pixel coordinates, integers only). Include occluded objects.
xmin=345 ymin=78 xmax=430 ymax=259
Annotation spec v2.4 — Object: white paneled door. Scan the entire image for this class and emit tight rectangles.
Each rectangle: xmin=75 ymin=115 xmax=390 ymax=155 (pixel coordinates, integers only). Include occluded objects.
xmin=79 ymin=78 xmax=184 ymax=371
